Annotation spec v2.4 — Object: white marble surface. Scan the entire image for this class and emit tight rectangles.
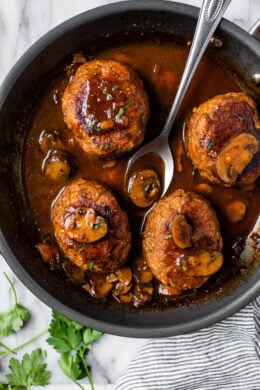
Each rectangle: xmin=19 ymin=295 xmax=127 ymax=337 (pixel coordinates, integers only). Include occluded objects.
xmin=0 ymin=0 xmax=259 ymax=389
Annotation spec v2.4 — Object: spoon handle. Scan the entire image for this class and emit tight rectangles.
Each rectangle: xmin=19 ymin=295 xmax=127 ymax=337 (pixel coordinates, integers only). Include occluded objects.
xmin=161 ymin=0 xmax=231 ymax=136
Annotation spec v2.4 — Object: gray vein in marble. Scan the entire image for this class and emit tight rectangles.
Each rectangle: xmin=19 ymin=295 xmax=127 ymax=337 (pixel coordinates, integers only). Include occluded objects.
xmin=13 ymin=0 xmax=28 ymax=59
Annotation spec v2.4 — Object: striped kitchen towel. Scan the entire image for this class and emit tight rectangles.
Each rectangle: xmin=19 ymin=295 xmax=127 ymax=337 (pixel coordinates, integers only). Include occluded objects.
xmin=115 ymin=296 xmax=260 ymax=390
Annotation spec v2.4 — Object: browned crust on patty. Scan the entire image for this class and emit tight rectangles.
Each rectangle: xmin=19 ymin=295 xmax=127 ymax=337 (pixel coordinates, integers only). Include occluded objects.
xmin=62 ymin=59 xmax=149 ymax=158
xmin=52 ymin=177 xmax=131 ymax=272
xmin=142 ymin=189 xmax=223 ymax=295
xmin=185 ymin=92 xmax=260 ymax=185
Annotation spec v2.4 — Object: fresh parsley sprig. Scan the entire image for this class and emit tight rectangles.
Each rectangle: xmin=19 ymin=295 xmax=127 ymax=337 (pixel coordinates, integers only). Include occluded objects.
xmin=47 ymin=311 xmax=102 ymax=390
xmin=6 ymin=348 xmax=51 ymax=390
xmin=0 ymin=272 xmax=102 ymax=389
xmin=0 ymin=271 xmax=50 ymax=389
xmin=0 ymin=273 xmax=29 ymax=338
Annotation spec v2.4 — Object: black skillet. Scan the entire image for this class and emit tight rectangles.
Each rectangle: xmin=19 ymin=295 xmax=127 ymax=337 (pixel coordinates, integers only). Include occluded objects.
xmin=0 ymin=0 xmax=259 ymax=337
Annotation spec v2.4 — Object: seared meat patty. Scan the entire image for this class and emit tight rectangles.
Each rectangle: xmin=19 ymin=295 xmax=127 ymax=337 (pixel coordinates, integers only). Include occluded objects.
xmin=186 ymin=92 xmax=260 ymax=186
xmin=143 ymin=189 xmax=223 ymax=295
xmin=62 ymin=59 xmax=149 ymax=158
xmin=52 ymin=178 xmax=131 ymax=272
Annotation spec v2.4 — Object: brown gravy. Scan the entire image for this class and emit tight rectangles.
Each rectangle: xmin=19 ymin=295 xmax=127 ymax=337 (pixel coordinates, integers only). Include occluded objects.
xmin=24 ymin=34 xmax=260 ymax=306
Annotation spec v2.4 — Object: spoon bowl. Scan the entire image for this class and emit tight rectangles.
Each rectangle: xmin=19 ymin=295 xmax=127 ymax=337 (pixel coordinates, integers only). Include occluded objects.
xmin=126 ymin=0 xmax=232 ymax=198
xmin=127 ymin=134 xmax=174 ymax=197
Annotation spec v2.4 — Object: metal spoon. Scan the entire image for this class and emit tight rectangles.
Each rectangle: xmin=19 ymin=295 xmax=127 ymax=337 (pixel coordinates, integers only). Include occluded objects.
xmin=126 ymin=0 xmax=231 ymax=197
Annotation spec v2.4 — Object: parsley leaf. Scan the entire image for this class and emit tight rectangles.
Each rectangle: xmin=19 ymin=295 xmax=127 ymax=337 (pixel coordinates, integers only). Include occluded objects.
xmin=112 ymin=84 xmax=119 ymax=91
xmin=58 ymin=352 xmax=83 ymax=381
xmin=103 ymin=89 xmax=113 ymax=100
xmin=53 ymin=311 xmax=83 ymax=330
xmin=0 ymin=304 xmax=29 ymax=338
xmin=88 ymin=262 xmax=95 ymax=271
xmin=89 ymin=122 xmax=101 ymax=132
xmin=47 ymin=311 xmax=103 ymax=390
xmin=0 ymin=273 xmax=29 ymax=338
xmin=47 ymin=312 xmax=82 ymax=353
xmin=82 ymin=328 xmax=103 ymax=345
xmin=0 ymin=384 xmax=10 ymax=389
xmin=6 ymin=349 xmax=51 ymax=388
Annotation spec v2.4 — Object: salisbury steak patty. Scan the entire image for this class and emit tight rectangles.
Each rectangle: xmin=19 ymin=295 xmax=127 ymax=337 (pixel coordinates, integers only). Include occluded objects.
xmin=52 ymin=178 xmax=131 ymax=272
xmin=62 ymin=59 xmax=149 ymax=158
xmin=186 ymin=92 xmax=260 ymax=186
xmin=143 ymin=189 xmax=223 ymax=295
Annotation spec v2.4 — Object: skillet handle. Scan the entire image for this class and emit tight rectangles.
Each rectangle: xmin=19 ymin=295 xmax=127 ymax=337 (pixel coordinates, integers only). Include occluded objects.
xmin=249 ymin=19 xmax=260 ymax=41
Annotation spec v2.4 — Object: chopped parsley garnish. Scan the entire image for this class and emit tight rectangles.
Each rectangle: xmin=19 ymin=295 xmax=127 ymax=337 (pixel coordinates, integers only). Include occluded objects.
xmin=88 ymin=262 xmax=94 ymax=270
xmin=207 ymin=139 xmax=215 ymax=149
xmin=100 ymin=143 xmax=110 ymax=150
xmin=89 ymin=122 xmax=101 ymax=132
xmin=112 ymin=84 xmax=119 ymax=91
xmin=77 ymin=247 xmax=84 ymax=255
xmin=93 ymin=222 xmax=101 ymax=229
xmin=117 ymin=99 xmax=135 ymax=118
xmin=103 ymin=89 xmax=113 ymax=100
xmin=233 ymin=113 xmax=243 ymax=120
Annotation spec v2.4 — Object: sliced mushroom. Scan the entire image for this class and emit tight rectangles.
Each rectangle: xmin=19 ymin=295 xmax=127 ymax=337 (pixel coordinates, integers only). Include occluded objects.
xmin=39 ymin=130 xmax=64 ymax=153
xmin=73 ymin=52 xmax=86 ymax=64
xmin=64 ymin=206 xmax=108 ymax=243
xmin=116 ymin=293 xmax=132 ymax=303
xmin=226 ymin=200 xmax=247 ymax=223
xmin=216 ymin=132 xmax=259 ymax=184
xmin=62 ymin=258 xmax=86 ymax=284
xmin=43 ymin=150 xmax=72 ymax=182
xmin=113 ymin=281 xmax=133 ymax=296
xmin=106 ymin=267 xmax=132 ymax=286
xmin=106 ymin=272 xmax=118 ymax=283
xmin=180 ymin=249 xmax=223 ymax=277
xmin=171 ymin=214 xmax=192 ymax=249
xmin=194 ymin=183 xmax=213 ymax=195
xmin=35 ymin=241 xmax=60 ymax=263
xmin=102 ymin=160 xmax=117 ymax=169
xmin=128 ymin=169 xmax=161 ymax=207
xmin=132 ymin=283 xmax=154 ymax=307
xmin=175 ymin=140 xmax=184 ymax=173
xmin=83 ymin=273 xmax=113 ymax=299
xmin=116 ymin=267 xmax=132 ymax=285
xmin=138 ymin=269 xmax=154 ymax=283
xmin=133 ymin=256 xmax=154 ymax=283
